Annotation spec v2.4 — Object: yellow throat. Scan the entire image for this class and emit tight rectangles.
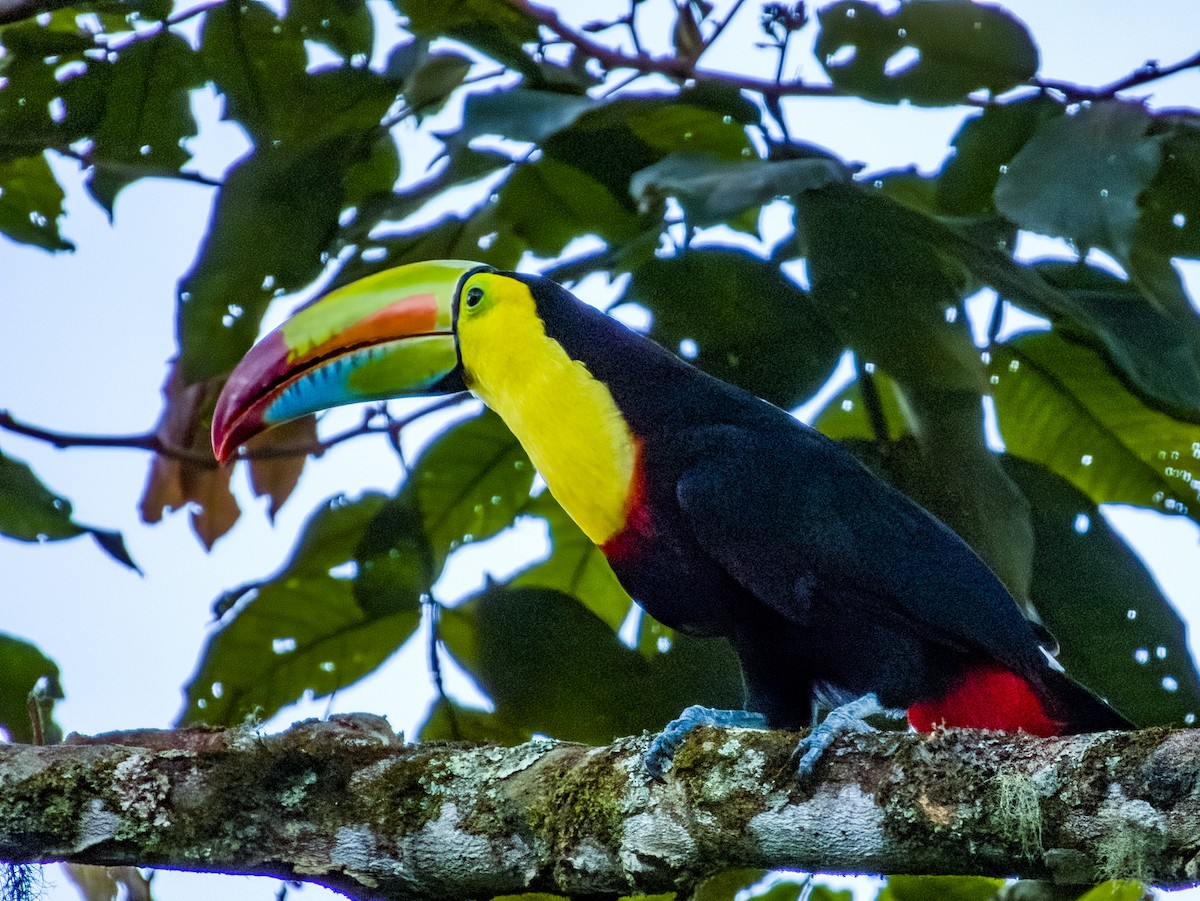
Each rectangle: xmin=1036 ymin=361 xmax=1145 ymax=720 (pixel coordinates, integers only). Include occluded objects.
xmin=456 ymin=272 xmax=636 ymax=546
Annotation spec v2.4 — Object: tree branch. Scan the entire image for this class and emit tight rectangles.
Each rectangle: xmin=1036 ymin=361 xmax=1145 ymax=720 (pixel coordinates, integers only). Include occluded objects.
xmin=0 ymin=395 xmax=470 ymax=468
xmin=508 ymin=0 xmax=839 ymax=100
xmin=1034 ymin=50 xmax=1200 ymax=102
xmin=2 ymin=716 xmax=1197 ymax=899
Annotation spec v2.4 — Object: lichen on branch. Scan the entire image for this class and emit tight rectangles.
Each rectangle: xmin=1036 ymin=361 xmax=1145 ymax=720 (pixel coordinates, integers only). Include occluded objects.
xmin=2 ymin=716 xmax=1199 ymax=898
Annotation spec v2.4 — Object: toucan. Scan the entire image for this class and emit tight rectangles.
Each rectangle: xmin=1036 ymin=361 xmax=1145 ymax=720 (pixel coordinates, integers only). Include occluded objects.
xmin=212 ymin=260 xmax=1131 ymax=773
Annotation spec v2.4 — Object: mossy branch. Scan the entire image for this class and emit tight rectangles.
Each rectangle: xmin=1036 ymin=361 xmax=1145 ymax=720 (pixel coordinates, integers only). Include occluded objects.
xmin=1 ymin=716 xmax=1198 ymax=899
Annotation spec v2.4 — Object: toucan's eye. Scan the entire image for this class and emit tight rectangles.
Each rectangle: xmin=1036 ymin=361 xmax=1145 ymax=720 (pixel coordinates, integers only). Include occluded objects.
xmin=465 ymin=286 xmax=484 ymax=308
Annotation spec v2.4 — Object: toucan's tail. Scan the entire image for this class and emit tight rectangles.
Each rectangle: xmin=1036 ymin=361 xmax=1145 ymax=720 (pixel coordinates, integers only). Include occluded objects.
xmin=1041 ymin=666 xmax=1134 ymax=734
xmin=907 ymin=661 xmax=1132 ymax=736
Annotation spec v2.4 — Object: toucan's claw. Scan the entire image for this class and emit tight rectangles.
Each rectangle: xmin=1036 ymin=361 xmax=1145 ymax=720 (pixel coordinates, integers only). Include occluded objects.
xmin=644 ymin=705 xmax=768 ymax=782
xmin=790 ymin=692 xmax=907 ymax=777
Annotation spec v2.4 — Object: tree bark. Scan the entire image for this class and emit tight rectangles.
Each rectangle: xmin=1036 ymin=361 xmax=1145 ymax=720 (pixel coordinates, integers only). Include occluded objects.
xmin=1 ymin=715 xmax=1197 ymax=899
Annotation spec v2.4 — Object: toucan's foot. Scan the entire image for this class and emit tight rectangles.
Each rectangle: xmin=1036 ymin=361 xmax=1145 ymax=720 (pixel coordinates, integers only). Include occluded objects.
xmin=644 ymin=705 xmax=768 ymax=781
xmin=791 ymin=692 xmax=907 ymax=777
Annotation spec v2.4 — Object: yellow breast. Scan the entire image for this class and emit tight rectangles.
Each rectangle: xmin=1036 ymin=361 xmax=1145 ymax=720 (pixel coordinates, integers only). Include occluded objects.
xmin=456 ymin=273 xmax=636 ymax=546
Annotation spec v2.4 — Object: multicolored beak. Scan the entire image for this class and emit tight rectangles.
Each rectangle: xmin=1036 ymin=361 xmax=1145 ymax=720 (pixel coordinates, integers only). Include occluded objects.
xmin=211 ymin=260 xmax=489 ymax=463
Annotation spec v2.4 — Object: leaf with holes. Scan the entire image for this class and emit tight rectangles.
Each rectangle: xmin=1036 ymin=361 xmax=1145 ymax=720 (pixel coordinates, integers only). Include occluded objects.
xmin=87 ymin=31 xmax=202 ymax=212
xmin=815 ymin=0 xmax=1038 ymax=105
xmin=995 ymin=101 xmax=1163 ymax=263
xmin=180 ymin=575 xmax=420 ymax=726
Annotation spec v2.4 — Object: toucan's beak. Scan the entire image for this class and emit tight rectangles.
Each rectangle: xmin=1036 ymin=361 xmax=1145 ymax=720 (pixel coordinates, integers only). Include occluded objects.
xmin=212 ymin=260 xmax=489 ymax=463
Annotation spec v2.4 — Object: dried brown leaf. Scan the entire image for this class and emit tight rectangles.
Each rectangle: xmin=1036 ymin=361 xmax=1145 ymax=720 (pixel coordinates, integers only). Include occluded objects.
xmin=189 ymin=464 xmax=240 ymax=549
xmin=138 ymin=359 xmax=241 ymax=547
xmin=245 ymin=414 xmax=318 ymax=521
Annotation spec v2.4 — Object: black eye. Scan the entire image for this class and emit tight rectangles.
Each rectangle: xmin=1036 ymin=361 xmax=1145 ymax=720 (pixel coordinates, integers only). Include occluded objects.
xmin=465 ymin=286 xmax=484 ymax=308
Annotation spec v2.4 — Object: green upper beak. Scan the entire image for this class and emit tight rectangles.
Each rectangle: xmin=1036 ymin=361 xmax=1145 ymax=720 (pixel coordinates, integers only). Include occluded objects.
xmin=211 ymin=260 xmax=489 ymax=463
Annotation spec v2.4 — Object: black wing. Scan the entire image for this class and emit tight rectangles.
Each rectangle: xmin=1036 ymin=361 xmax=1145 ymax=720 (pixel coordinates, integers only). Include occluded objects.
xmin=672 ymin=420 xmax=1050 ymax=678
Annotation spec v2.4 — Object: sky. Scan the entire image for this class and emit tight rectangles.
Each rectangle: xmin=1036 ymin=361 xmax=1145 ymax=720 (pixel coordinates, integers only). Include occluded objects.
xmin=2 ymin=2 xmax=1200 ymax=900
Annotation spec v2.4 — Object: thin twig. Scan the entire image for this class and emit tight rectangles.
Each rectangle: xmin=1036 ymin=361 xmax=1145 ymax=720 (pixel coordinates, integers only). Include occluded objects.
xmin=1034 ymin=50 xmax=1200 ymax=102
xmin=509 ymin=0 xmax=1196 ymax=110
xmin=506 ymin=0 xmax=839 ymax=100
xmin=704 ymin=0 xmax=747 ymax=50
xmin=0 ymin=394 xmax=472 ymax=468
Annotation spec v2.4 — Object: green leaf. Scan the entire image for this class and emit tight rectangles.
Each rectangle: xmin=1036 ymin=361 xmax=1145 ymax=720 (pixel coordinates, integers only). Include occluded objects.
xmin=199 ymin=0 xmax=308 ymax=144
xmin=431 ymin=586 xmax=741 ymax=745
xmin=0 ymin=634 xmax=61 ymax=744
xmin=178 ymin=145 xmax=338 ymax=381
xmin=901 ymin=385 xmax=1033 ymax=601
xmin=620 ymin=99 xmax=755 ymax=157
xmin=410 ymin=410 xmax=534 ymax=558
xmin=938 ymin=95 xmax=1063 ymax=216
xmin=397 ymin=0 xmax=542 ymax=78
xmin=631 ymin=152 xmax=847 ymax=228
xmin=0 ymin=153 xmax=72 ymax=251
xmin=692 ymin=870 xmax=769 ymax=901
xmin=181 ymin=575 xmax=420 ymax=726
xmin=496 ymin=157 xmax=637 ymax=256
xmin=1075 ymin=883 xmax=1147 ymax=901
xmin=879 ymin=876 xmax=1004 ymax=901
xmin=0 ymin=450 xmax=138 ymax=570
xmin=181 ymin=492 xmax=421 ymax=725
xmin=353 ymin=491 xmax=438 ymax=618
xmin=626 ymin=246 xmax=844 ymax=409
xmin=281 ymin=492 xmax=390 ymax=577
xmin=1004 ymin=457 xmax=1200 ymax=728
xmin=994 ymin=101 xmax=1164 ymax=262
xmin=795 ymin=184 xmax=984 ymax=391
xmin=815 ymin=0 xmax=1038 ymax=105
xmin=178 ymin=64 xmax=398 ymax=382
xmin=341 ymin=134 xmax=402 ymax=214
xmin=514 ymin=492 xmax=633 ymax=634
xmin=287 ymin=0 xmax=374 ymax=60
xmin=402 ymin=50 xmax=473 ymax=117
xmin=991 ymin=331 xmax=1200 ymax=525
xmin=1138 ymin=121 xmax=1200 ymax=260
xmin=86 ymin=32 xmax=203 ymax=212
xmin=450 ymin=87 xmax=598 ymax=150
xmin=0 ymin=19 xmax=111 ymax=158
xmin=543 ymin=93 xmax=755 ymax=208
xmin=1030 ymin=261 xmax=1200 ymax=421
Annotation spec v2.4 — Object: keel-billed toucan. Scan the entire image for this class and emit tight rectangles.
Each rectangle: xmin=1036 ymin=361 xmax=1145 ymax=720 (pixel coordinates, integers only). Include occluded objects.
xmin=212 ymin=260 xmax=1130 ymax=770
